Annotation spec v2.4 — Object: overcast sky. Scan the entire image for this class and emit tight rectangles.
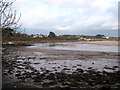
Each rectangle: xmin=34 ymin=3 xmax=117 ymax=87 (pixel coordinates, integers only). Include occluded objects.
xmin=13 ymin=0 xmax=118 ymax=36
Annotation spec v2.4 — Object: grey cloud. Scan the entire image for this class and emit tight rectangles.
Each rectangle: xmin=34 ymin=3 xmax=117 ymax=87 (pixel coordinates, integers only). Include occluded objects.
xmin=15 ymin=0 xmax=117 ymax=36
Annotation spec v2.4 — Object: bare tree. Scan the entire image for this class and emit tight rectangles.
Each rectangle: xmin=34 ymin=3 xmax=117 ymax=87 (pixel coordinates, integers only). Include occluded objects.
xmin=0 ymin=0 xmax=21 ymax=41
xmin=0 ymin=0 xmax=21 ymax=29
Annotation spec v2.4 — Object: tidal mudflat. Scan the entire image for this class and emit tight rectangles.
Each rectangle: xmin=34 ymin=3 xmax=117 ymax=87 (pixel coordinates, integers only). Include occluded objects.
xmin=2 ymin=42 xmax=120 ymax=89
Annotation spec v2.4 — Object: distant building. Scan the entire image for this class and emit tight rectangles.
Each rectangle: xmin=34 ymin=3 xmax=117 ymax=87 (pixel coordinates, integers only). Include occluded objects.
xmin=32 ymin=34 xmax=45 ymax=38
xmin=105 ymin=36 xmax=110 ymax=39
xmin=44 ymin=35 xmax=48 ymax=37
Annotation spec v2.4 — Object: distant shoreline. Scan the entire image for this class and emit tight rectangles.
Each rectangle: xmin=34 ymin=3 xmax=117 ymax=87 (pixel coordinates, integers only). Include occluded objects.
xmin=2 ymin=40 xmax=120 ymax=46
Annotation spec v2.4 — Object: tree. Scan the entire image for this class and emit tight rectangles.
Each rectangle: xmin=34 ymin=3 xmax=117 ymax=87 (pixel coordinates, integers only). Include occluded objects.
xmin=2 ymin=27 xmax=14 ymax=41
xmin=0 ymin=0 xmax=21 ymax=41
xmin=48 ymin=31 xmax=56 ymax=38
xmin=0 ymin=0 xmax=21 ymax=29
xmin=96 ymin=34 xmax=105 ymax=39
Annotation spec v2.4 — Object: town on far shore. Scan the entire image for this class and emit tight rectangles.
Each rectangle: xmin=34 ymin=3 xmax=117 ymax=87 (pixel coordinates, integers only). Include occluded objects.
xmin=31 ymin=32 xmax=111 ymax=41
xmin=2 ymin=29 xmax=119 ymax=45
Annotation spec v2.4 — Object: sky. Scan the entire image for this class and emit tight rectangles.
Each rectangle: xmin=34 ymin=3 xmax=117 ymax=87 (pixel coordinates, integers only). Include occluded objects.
xmin=13 ymin=0 xmax=118 ymax=37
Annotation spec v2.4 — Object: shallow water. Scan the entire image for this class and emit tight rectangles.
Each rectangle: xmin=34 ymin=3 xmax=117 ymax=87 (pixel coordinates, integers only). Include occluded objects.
xmin=27 ymin=42 xmax=119 ymax=52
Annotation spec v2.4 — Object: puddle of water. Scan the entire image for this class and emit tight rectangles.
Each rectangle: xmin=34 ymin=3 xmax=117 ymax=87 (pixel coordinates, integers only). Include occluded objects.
xmin=34 ymin=52 xmax=43 ymax=56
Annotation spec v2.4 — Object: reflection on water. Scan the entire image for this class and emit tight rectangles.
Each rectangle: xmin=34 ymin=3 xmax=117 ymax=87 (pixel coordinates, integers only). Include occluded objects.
xmin=27 ymin=42 xmax=119 ymax=52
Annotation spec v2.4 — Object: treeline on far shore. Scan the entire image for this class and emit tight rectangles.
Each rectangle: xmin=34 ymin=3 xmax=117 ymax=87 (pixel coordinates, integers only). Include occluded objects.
xmin=2 ymin=28 xmax=119 ymax=44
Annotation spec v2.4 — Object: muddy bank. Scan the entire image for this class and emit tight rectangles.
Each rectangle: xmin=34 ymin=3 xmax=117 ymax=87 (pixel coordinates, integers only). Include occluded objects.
xmin=2 ymin=40 xmax=79 ymax=46
xmin=2 ymin=45 xmax=120 ymax=89
xmin=3 ymin=40 xmax=119 ymax=47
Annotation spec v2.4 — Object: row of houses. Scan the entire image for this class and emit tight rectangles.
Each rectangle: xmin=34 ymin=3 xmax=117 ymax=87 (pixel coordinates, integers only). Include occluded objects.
xmin=31 ymin=34 xmax=110 ymax=41
xmin=58 ymin=35 xmax=110 ymax=40
xmin=31 ymin=34 xmax=48 ymax=38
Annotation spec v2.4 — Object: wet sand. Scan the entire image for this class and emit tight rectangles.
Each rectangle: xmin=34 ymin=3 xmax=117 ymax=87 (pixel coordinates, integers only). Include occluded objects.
xmin=60 ymin=41 xmax=119 ymax=46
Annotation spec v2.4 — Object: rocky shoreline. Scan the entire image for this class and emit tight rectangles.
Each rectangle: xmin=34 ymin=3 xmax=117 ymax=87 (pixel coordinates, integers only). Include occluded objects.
xmin=2 ymin=43 xmax=120 ymax=89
